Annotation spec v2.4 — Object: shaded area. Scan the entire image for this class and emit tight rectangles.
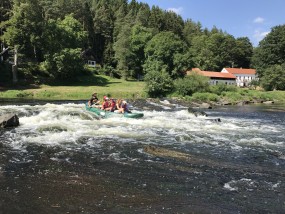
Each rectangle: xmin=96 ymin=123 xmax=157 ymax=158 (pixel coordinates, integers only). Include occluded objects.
xmin=47 ymin=74 xmax=111 ymax=87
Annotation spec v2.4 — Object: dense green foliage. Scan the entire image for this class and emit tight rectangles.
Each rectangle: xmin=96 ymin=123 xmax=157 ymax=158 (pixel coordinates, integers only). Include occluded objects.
xmin=1 ymin=0 xmax=285 ymax=96
xmin=174 ymin=72 xmax=209 ymax=96
xmin=144 ymin=65 xmax=173 ymax=97
xmin=251 ymin=25 xmax=285 ymax=90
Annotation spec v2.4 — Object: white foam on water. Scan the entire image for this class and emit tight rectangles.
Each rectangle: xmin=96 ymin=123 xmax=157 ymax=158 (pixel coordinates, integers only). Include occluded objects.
xmin=224 ymin=182 xmax=238 ymax=191
xmin=1 ymin=103 xmax=284 ymax=155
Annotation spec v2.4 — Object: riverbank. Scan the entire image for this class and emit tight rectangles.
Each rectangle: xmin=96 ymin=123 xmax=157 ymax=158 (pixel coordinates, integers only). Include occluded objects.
xmin=0 ymin=75 xmax=285 ymax=105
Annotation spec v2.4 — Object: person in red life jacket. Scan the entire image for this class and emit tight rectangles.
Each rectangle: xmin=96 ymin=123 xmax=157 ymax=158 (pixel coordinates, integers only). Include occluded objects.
xmin=101 ymin=96 xmax=112 ymax=111
xmin=110 ymin=98 xmax=117 ymax=112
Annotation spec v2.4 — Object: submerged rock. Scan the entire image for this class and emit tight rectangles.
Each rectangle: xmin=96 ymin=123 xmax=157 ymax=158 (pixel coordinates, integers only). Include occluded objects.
xmin=0 ymin=114 xmax=19 ymax=128
xmin=143 ymin=145 xmax=191 ymax=161
xmin=188 ymin=107 xmax=208 ymax=117
xmin=205 ymin=118 xmax=221 ymax=122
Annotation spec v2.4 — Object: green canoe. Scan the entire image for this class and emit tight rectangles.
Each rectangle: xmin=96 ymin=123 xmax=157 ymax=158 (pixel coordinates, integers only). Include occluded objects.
xmin=85 ymin=104 xmax=144 ymax=119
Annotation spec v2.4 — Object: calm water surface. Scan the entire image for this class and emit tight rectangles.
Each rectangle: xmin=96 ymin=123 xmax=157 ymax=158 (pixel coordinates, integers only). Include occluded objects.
xmin=0 ymin=100 xmax=284 ymax=213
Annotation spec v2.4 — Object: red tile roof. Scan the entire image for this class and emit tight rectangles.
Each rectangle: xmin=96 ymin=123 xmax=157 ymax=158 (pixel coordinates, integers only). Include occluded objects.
xmin=200 ymin=71 xmax=236 ymax=79
xmin=192 ymin=68 xmax=201 ymax=72
xmin=224 ymin=68 xmax=256 ymax=75
xmin=187 ymin=70 xmax=236 ymax=79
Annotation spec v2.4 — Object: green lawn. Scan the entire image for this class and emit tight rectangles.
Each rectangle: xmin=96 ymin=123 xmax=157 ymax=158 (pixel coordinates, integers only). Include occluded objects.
xmin=0 ymin=75 xmax=146 ymax=100
xmin=1 ymin=73 xmax=285 ymax=103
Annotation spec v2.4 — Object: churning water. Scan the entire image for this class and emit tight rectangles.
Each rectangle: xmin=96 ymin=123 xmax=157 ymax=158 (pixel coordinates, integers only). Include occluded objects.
xmin=0 ymin=100 xmax=284 ymax=213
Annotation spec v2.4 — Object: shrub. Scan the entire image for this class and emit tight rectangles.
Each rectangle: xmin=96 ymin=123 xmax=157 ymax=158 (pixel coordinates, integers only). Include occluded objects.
xmin=221 ymin=91 xmax=244 ymax=102
xmin=41 ymin=48 xmax=85 ymax=80
xmin=144 ymin=69 xmax=173 ymax=97
xmin=192 ymin=92 xmax=219 ymax=102
xmin=209 ymin=83 xmax=237 ymax=95
xmin=174 ymin=72 xmax=210 ymax=96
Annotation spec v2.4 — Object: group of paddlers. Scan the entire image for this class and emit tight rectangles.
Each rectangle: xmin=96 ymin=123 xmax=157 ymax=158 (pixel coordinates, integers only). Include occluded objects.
xmin=88 ymin=92 xmax=131 ymax=113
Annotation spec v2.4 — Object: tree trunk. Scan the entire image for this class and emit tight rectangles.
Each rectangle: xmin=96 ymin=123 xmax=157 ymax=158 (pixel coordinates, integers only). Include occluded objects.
xmin=12 ymin=46 xmax=18 ymax=83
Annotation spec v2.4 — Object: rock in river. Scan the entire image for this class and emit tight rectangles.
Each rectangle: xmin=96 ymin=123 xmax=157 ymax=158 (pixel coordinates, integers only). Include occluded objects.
xmin=0 ymin=114 xmax=19 ymax=128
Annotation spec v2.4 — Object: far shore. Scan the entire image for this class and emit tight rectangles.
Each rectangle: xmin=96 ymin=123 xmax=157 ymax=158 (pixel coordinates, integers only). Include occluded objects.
xmin=0 ymin=79 xmax=285 ymax=107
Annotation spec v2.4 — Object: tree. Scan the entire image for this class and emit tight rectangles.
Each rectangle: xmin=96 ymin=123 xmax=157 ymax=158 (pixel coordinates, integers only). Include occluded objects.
xmin=189 ymin=35 xmax=213 ymax=70
xmin=163 ymin=11 xmax=184 ymax=36
xmin=2 ymin=0 xmax=45 ymax=61
xmin=174 ymin=72 xmax=209 ymax=96
xmin=252 ymin=25 xmax=285 ymax=78
xmin=233 ymin=37 xmax=253 ymax=68
xmin=90 ymin=1 xmax=114 ymax=64
xmin=260 ymin=64 xmax=285 ymax=91
xmin=41 ymin=48 xmax=84 ymax=79
xmin=148 ymin=6 xmax=164 ymax=33
xmin=134 ymin=3 xmax=150 ymax=26
xmin=144 ymin=31 xmax=190 ymax=79
xmin=113 ymin=23 xmax=132 ymax=79
xmin=41 ymin=14 xmax=87 ymax=79
xmin=144 ymin=60 xmax=173 ymax=97
xmin=128 ymin=24 xmax=153 ymax=78
xmin=182 ymin=19 xmax=203 ymax=46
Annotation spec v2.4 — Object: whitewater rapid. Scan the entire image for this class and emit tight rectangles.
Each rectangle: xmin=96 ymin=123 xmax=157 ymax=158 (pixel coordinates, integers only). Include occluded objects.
xmin=1 ymin=101 xmax=285 ymax=213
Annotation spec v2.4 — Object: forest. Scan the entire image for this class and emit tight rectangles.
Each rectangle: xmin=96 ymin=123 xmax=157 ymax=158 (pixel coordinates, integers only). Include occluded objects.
xmin=1 ymin=0 xmax=285 ymax=96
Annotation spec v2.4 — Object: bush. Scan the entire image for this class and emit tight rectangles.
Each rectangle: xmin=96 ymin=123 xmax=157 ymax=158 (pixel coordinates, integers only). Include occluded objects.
xmin=174 ymin=72 xmax=210 ymax=96
xmin=261 ymin=64 xmax=285 ymax=91
xmin=209 ymin=83 xmax=237 ymax=95
xmin=192 ymin=92 xmax=219 ymax=102
xmin=41 ymin=48 xmax=85 ymax=80
xmin=144 ymin=69 xmax=173 ymax=97
xmin=16 ymin=91 xmax=34 ymax=98
xmin=221 ymin=91 xmax=244 ymax=102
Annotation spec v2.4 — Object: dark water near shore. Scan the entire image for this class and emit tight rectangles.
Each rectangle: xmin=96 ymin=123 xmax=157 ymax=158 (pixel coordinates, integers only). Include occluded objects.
xmin=0 ymin=100 xmax=285 ymax=213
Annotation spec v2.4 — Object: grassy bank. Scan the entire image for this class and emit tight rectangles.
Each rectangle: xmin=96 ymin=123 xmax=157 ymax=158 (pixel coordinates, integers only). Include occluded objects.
xmin=186 ymin=89 xmax=285 ymax=104
xmin=0 ymin=75 xmax=146 ymax=101
xmin=1 ymin=74 xmax=285 ymax=104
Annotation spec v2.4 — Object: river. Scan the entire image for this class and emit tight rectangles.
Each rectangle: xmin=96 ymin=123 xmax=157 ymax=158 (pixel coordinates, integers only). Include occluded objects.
xmin=0 ymin=100 xmax=284 ymax=213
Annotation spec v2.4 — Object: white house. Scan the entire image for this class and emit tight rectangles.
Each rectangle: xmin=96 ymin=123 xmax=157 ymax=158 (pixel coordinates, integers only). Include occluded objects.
xmin=221 ymin=68 xmax=257 ymax=87
xmin=87 ymin=60 xmax=96 ymax=67
xmin=187 ymin=68 xmax=236 ymax=85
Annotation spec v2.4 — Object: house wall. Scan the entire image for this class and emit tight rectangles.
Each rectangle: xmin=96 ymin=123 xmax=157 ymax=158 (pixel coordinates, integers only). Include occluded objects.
xmin=87 ymin=60 xmax=96 ymax=67
xmin=221 ymin=68 xmax=257 ymax=87
xmin=234 ymin=74 xmax=257 ymax=87
xmin=209 ymin=78 xmax=236 ymax=85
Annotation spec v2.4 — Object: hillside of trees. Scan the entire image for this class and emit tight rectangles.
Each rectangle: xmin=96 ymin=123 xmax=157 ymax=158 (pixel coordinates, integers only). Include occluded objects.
xmin=1 ymin=0 xmax=285 ymax=94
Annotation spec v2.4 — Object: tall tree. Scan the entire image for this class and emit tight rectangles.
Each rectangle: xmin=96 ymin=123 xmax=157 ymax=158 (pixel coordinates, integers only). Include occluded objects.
xmin=91 ymin=1 xmax=114 ymax=64
xmin=41 ymin=14 xmax=87 ymax=79
xmin=134 ymin=3 xmax=150 ymax=26
xmin=232 ymin=37 xmax=253 ymax=68
xmin=261 ymin=64 xmax=285 ymax=90
xmin=2 ymin=0 xmax=45 ymax=61
xmin=128 ymin=24 xmax=153 ymax=78
xmin=144 ymin=31 xmax=190 ymax=79
xmin=0 ymin=0 xmax=13 ymax=55
xmin=252 ymin=25 xmax=285 ymax=78
xmin=183 ymin=19 xmax=203 ymax=46
xmin=113 ymin=23 xmax=132 ymax=79
xmin=163 ymin=11 xmax=184 ymax=36
xmin=148 ymin=6 xmax=164 ymax=33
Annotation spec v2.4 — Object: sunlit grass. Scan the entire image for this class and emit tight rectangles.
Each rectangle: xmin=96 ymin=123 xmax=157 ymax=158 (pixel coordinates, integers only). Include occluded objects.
xmin=0 ymin=75 xmax=146 ymax=100
xmin=1 ymin=73 xmax=285 ymax=103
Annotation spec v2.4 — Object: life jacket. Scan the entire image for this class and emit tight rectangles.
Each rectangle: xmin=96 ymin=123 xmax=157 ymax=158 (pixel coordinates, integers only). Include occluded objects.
xmin=110 ymin=99 xmax=116 ymax=111
xmin=102 ymin=101 xmax=110 ymax=109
